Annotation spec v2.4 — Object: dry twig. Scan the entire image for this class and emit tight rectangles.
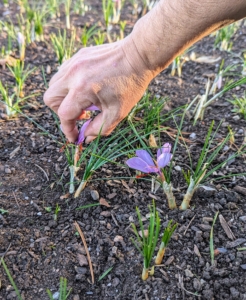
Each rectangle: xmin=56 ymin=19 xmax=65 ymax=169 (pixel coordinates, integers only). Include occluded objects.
xmin=184 ymin=214 xmax=196 ymax=235
xmin=74 ymin=221 xmax=94 ymax=284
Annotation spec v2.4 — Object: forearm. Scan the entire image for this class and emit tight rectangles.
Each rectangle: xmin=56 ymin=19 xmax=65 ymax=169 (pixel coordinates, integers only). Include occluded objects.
xmin=130 ymin=0 xmax=246 ymax=74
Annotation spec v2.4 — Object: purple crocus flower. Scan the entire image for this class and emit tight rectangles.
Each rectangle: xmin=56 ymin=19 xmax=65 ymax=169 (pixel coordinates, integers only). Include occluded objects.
xmin=76 ymin=105 xmax=100 ymax=144
xmin=126 ymin=143 xmax=172 ymax=174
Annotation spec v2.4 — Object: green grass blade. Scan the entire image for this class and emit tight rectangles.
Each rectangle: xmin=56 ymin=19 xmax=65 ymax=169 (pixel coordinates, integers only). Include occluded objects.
xmin=76 ymin=203 xmax=101 ymax=210
xmin=98 ymin=266 xmax=114 ymax=281
xmin=1 ymin=258 xmax=23 ymax=300
xmin=210 ymin=211 xmax=219 ymax=266
xmin=194 ymin=120 xmax=214 ymax=177
xmin=46 ymin=289 xmax=54 ymax=300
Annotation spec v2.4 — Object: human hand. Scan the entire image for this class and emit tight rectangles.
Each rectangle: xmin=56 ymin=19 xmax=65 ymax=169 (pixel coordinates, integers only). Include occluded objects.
xmin=44 ymin=36 xmax=155 ymax=143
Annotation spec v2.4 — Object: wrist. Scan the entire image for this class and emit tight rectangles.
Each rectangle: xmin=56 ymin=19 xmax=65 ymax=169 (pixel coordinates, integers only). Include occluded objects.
xmin=129 ymin=0 xmax=246 ymax=75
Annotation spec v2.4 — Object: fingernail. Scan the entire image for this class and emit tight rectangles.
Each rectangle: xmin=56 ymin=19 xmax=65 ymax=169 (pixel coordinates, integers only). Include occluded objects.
xmin=85 ymin=136 xmax=96 ymax=144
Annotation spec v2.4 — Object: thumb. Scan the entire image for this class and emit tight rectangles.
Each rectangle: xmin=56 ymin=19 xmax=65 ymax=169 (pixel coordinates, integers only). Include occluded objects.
xmin=58 ymin=90 xmax=92 ymax=142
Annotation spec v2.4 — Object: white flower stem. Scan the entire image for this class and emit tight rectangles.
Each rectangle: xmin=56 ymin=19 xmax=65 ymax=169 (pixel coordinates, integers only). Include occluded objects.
xmin=74 ymin=180 xmax=87 ymax=198
xmin=69 ymin=165 xmax=80 ymax=194
xmin=180 ymin=176 xmax=197 ymax=210
xmin=162 ymin=181 xmax=177 ymax=210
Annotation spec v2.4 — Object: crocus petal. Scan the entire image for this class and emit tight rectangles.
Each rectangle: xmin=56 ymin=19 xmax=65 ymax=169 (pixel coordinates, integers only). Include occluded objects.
xmin=76 ymin=119 xmax=91 ymax=144
xmin=136 ymin=150 xmax=155 ymax=167
xmin=17 ymin=32 xmax=25 ymax=45
xmin=86 ymin=105 xmax=100 ymax=111
xmin=157 ymin=143 xmax=171 ymax=158
xmin=126 ymin=157 xmax=158 ymax=173
xmin=217 ymin=75 xmax=222 ymax=89
xmin=157 ymin=153 xmax=172 ymax=168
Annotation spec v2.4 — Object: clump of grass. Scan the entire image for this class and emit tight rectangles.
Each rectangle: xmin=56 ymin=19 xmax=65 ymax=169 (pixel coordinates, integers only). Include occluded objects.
xmin=8 ymin=60 xmax=35 ymax=98
xmin=228 ymin=91 xmax=246 ymax=120
xmin=81 ymin=24 xmax=98 ymax=47
xmin=73 ymin=0 xmax=90 ymax=15
xmin=0 ymin=208 xmax=8 ymax=214
xmin=131 ymin=200 xmax=160 ymax=280
xmin=0 ymin=19 xmax=16 ymax=54
xmin=186 ymin=77 xmax=246 ymax=125
xmin=180 ymin=120 xmax=246 ymax=210
xmin=209 ymin=59 xmax=236 ymax=95
xmin=74 ymin=124 xmax=144 ymax=197
xmin=47 ymin=277 xmax=72 ymax=300
xmin=54 ymin=203 xmax=61 ymax=221
xmin=171 ymin=54 xmax=188 ymax=77
xmin=155 ymin=220 xmax=178 ymax=264
xmin=214 ymin=23 xmax=239 ymax=51
xmin=0 ymin=81 xmax=36 ymax=117
xmin=50 ymin=29 xmax=76 ymax=64
xmin=93 ymin=31 xmax=106 ymax=45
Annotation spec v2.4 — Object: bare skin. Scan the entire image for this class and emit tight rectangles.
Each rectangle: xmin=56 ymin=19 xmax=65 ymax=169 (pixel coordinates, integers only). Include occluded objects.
xmin=44 ymin=0 xmax=246 ymax=143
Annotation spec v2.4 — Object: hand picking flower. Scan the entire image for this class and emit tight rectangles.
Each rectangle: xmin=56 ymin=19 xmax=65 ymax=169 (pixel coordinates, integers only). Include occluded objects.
xmin=76 ymin=105 xmax=100 ymax=144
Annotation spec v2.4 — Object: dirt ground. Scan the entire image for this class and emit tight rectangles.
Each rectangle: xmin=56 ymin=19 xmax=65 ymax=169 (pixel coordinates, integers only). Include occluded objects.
xmin=0 ymin=1 xmax=246 ymax=300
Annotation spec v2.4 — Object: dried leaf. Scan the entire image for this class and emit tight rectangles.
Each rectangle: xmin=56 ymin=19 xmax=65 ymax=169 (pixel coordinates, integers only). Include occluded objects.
xmin=226 ymin=238 xmax=246 ymax=249
xmin=165 ymin=256 xmax=174 ymax=265
xmin=219 ymin=214 xmax=235 ymax=240
xmin=100 ymin=211 xmax=111 ymax=217
xmin=60 ymin=193 xmax=70 ymax=199
xmin=9 ymin=146 xmax=20 ymax=159
xmin=99 ymin=198 xmax=110 ymax=207
xmin=138 ymin=229 xmax=148 ymax=238
xmin=234 ymin=186 xmax=246 ymax=196
xmin=192 ymin=55 xmax=221 ymax=64
xmin=121 ymin=180 xmax=132 ymax=193
xmin=0 ymin=56 xmax=18 ymax=69
xmin=200 ymin=185 xmax=216 ymax=191
xmin=77 ymin=253 xmax=88 ymax=266
xmin=149 ymin=134 xmax=158 ymax=147
xmin=194 ymin=244 xmax=201 ymax=257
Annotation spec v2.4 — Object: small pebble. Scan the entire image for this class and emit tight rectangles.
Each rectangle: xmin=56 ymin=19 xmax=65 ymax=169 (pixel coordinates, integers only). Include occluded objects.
xmin=112 ymin=277 xmax=120 ymax=287
xmin=189 ymin=132 xmax=196 ymax=139
xmin=193 ymin=278 xmax=202 ymax=291
xmin=232 ymin=115 xmax=240 ymax=121
xmin=174 ymin=166 xmax=182 ymax=171
xmin=5 ymin=168 xmax=11 ymax=174
xmin=185 ymin=269 xmax=194 ymax=277
xmin=90 ymin=190 xmax=99 ymax=201
xmin=239 ymin=216 xmax=246 ymax=223
xmin=37 ymin=212 xmax=42 ymax=216
xmin=238 ymin=129 xmax=244 ymax=134
xmin=52 ymin=292 xmax=59 ymax=300
xmin=75 ymin=266 xmax=87 ymax=274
